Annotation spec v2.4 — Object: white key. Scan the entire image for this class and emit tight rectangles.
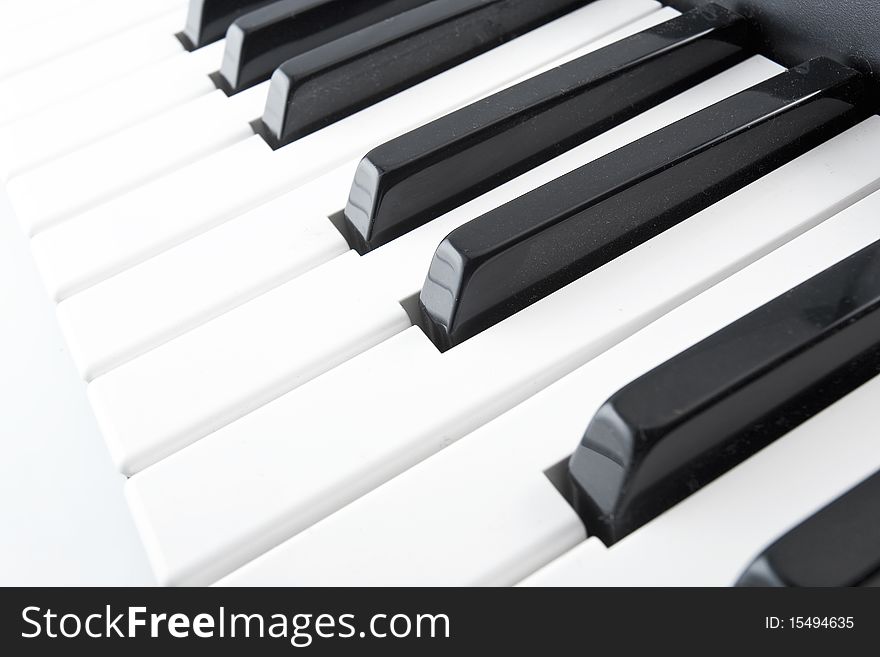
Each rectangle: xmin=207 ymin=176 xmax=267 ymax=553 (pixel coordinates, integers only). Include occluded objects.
xmin=9 ymin=86 xmax=264 ymax=235
xmin=29 ymin=0 xmax=662 ymax=301
xmin=0 ymin=10 xmax=186 ymax=126
xmin=55 ymin=8 xmax=681 ymax=381
xmin=218 ymin=190 xmax=880 ymax=587
xmin=124 ymin=120 xmax=880 ymax=589
xmin=0 ymin=0 xmax=185 ymax=80
xmin=0 ymin=42 xmax=223 ymax=182
xmin=216 ymin=396 xmax=586 ymax=587
xmin=58 ymin=166 xmax=355 ymax=381
xmin=93 ymin=251 xmax=412 ymax=476
xmin=87 ymin=56 xmax=777 ymax=477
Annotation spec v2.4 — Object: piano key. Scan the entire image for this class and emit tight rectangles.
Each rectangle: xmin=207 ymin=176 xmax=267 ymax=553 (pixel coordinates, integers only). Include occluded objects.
xmin=260 ymin=0 xmax=598 ymax=147
xmin=571 ymin=236 xmax=880 ymax=546
xmin=521 ymin=257 xmax=880 ymax=587
xmin=736 ymin=470 xmax=880 ymax=587
xmin=0 ymin=0 xmax=186 ymax=80
xmin=0 ymin=10 xmax=188 ymax=127
xmin=59 ymin=166 xmax=355 ymax=381
xmin=0 ymin=41 xmax=224 ymax=183
xmin=219 ymin=188 xmax=880 ymax=587
xmin=55 ymin=9 xmax=679 ymax=382
xmin=216 ymin=421 xmax=586 ymax=586
xmin=218 ymin=0 xmax=433 ymax=94
xmin=29 ymin=0 xmax=659 ymax=301
xmin=342 ymin=3 xmax=750 ymax=254
xmin=97 ymin=253 xmax=412 ymax=476
xmin=181 ymin=0 xmax=278 ymax=50
xmin=123 ymin=117 xmax=880 ymax=586
xmin=419 ymin=58 xmax=868 ymax=351
xmin=8 ymin=85 xmax=266 ymax=236
xmin=86 ymin=56 xmax=777 ymax=475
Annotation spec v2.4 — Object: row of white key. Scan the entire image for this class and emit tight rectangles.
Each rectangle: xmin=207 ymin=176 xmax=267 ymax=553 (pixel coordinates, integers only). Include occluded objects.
xmin=0 ymin=7 xmax=188 ymax=127
xmin=214 ymin=189 xmax=880 ymax=586
xmin=54 ymin=6 xmax=680 ymax=382
xmin=123 ymin=112 xmax=880 ymax=585
xmin=0 ymin=41 xmax=224 ymax=182
xmin=8 ymin=80 xmax=265 ymax=235
xmin=24 ymin=0 xmax=662 ymax=300
xmin=0 ymin=0 xmax=186 ymax=81
xmin=86 ymin=56 xmax=784 ymax=476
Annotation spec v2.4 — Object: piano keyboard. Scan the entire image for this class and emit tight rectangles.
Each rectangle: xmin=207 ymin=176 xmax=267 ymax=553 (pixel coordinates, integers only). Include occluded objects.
xmin=3 ymin=0 xmax=879 ymax=587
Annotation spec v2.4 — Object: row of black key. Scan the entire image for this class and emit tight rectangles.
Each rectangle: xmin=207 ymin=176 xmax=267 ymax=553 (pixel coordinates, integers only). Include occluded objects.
xmin=260 ymin=0 xmax=597 ymax=146
xmin=180 ymin=0 xmax=600 ymax=145
xmin=342 ymin=3 xmax=750 ymax=253
xmin=417 ymin=57 xmax=866 ymax=350
xmin=327 ymin=5 xmax=875 ymax=581
xmin=216 ymin=0 xmax=434 ymax=94
xmin=180 ymin=0 xmax=277 ymax=49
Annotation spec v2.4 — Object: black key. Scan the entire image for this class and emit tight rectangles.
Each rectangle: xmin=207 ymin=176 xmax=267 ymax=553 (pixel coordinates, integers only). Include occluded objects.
xmin=568 ymin=238 xmax=880 ymax=545
xmin=259 ymin=0 xmax=594 ymax=148
xmin=418 ymin=58 xmax=867 ymax=351
xmin=737 ymin=470 xmax=880 ymax=587
xmin=217 ymin=0 xmax=433 ymax=94
xmin=180 ymin=0 xmax=278 ymax=50
xmin=342 ymin=4 xmax=751 ymax=254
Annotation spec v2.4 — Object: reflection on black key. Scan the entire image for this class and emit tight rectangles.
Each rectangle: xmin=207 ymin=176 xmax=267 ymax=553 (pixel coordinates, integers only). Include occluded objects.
xmin=861 ymin=571 xmax=880 ymax=587
xmin=342 ymin=4 xmax=750 ymax=254
xmin=260 ymin=0 xmax=594 ymax=148
xmin=218 ymin=0 xmax=433 ymax=94
xmin=569 ymin=239 xmax=880 ymax=545
xmin=737 ymin=470 xmax=880 ymax=587
xmin=418 ymin=58 xmax=867 ymax=351
xmin=180 ymin=0 xmax=277 ymax=50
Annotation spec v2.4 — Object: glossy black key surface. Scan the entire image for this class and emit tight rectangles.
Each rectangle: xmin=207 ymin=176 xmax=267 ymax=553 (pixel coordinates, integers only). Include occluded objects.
xmin=568 ymin=239 xmax=880 ymax=545
xmin=217 ymin=0 xmax=433 ymax=94
xmin=736 ymin=470 xmax=880 ymax=587
xmin=418 ymin=58 xmax=867 ymax=351
xmin=342 ymin=4 xmax=751 ymax=254
xmin=259 ymin=0 xmax=594 ymax=148
xmin=180 ymin=0 xmax=277 ymax=50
